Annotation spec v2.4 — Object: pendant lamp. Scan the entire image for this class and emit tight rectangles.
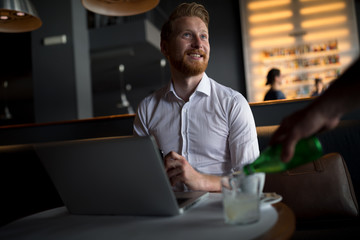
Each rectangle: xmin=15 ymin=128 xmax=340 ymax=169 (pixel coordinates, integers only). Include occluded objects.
xmin=0 ymin=0 xmax=42 ymax=33
xmin=81 ymin=0 xmax=159 ymax=16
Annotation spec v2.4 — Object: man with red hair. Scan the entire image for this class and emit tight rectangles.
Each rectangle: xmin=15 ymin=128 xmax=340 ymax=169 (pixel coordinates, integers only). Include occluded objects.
xmin=134 ymin=3 xmax=259 ymax=191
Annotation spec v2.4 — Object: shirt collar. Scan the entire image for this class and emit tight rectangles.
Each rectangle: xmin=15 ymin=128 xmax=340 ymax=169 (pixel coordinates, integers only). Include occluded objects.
xmin=196 ymin=73 xmax=211 ymax=96
xmin=165 ymin=73 xmax=211 ymax=98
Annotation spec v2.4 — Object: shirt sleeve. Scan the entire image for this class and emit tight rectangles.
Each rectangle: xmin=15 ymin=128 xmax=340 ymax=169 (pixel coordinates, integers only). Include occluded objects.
xmin=133 ymin=98 xmax=150 ymax=137
xmin=228 ymin=93 xmax=260 ymax=171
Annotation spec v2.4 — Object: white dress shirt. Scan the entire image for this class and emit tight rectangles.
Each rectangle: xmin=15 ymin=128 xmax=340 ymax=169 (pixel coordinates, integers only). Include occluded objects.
xmin=133 ymin=73 xmax=259 ymax=176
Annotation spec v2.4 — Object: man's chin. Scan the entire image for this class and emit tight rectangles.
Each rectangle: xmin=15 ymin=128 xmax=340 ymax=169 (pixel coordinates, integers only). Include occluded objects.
xmin=169 ymin=58 xmax=208 ymax=76
xmin=183 ymin=68 xmax=206 ymax=76
xmin=179 ymin=63 xmax=208 ymax=76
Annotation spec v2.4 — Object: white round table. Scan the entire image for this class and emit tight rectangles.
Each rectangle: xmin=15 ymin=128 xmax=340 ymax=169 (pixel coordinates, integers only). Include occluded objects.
xmin=0 ymin=193 xmax=280 ymax=240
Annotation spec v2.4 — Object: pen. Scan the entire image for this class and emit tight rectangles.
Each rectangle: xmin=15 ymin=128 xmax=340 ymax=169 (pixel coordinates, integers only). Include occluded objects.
xmin=159 ymin=149 xmax=164 ymax=159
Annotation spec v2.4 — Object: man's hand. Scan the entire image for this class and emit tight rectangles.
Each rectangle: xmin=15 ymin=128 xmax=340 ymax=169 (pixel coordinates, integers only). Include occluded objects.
xmin=164 ymin=151 xmax=221 ymax=191
xmin=270 ymin=105 xmax=340 ymax=162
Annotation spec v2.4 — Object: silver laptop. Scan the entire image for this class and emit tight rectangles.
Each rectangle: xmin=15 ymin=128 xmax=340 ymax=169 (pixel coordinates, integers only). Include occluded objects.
xmin=35 ymin=136 xmax=208 ymax=216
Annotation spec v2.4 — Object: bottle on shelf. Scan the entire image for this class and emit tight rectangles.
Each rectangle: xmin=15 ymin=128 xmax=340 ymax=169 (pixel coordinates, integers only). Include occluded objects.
xmin=243 ymin=136 xmax=323 ymax=175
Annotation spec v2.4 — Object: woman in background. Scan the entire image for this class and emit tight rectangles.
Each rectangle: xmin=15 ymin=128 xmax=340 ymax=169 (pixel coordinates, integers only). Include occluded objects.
xmin=264 ymin=68 xmax=286 ymax=101
xmin=311 ymin=78 xmax=325 ymax=97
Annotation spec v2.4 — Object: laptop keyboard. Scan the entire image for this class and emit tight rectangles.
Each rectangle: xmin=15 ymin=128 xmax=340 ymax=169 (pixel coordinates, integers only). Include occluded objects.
xmin=176 ymin=198 xmax=189 ymax=205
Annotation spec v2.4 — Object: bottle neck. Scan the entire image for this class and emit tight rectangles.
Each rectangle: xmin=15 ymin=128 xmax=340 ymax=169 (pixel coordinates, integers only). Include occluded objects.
xmin=243 ymin=164 xmax=254 ymax=175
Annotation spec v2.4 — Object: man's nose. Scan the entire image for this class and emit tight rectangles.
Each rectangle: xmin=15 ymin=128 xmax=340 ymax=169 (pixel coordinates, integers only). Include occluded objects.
xmin=191 ymin=35 xmax=202 ymax=49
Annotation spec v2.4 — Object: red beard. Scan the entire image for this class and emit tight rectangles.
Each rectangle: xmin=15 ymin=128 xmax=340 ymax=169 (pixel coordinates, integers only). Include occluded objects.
xmin=169 ymin=49 xmax=209 ymax=76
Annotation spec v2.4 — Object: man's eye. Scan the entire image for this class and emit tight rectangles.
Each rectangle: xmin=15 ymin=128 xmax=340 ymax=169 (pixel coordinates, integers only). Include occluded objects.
xmin=201 ymin=34 xmax=208 ymax=40
xmin=183 ymin=33 xmax=191 ymax=38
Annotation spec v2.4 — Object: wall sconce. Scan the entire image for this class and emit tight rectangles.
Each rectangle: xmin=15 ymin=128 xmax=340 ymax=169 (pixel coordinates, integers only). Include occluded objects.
xmin=0 ymin=0 xmax=42 ymax=33
xmin=0 ymin=81 xmax=12 ymax=120
xmin=81 ymin=0 xmax=159 ymax=16
xmin=116 ymin=64 xmax=134 ymax=114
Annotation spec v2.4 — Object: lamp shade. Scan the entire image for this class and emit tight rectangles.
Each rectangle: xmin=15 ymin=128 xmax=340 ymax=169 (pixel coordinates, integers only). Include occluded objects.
xmin=82 ymin=0 xmax=159 ymax=16
xmin=0 ymin=0 xmax=42 ymax=33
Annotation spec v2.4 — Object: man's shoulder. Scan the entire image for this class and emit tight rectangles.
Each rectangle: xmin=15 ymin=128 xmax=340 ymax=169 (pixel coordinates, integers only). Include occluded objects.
xmin=209 ymin=77 xmax=244 ymax=100
xmin=139 ymin=85 xmax=168 ymax=106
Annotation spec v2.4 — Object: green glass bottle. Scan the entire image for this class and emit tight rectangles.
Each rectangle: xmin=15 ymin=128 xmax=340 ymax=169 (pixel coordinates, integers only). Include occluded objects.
xmin=243 ymin=136 xmax=323 ymax=175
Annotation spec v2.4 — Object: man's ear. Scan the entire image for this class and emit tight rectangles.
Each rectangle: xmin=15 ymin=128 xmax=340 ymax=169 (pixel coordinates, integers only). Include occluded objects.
xmin=160 ymin=40 xmax=168 ymax=57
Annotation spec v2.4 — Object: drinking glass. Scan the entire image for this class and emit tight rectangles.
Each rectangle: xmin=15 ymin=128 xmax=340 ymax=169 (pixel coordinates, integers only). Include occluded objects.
xmin=221 ymin=172 xmax=262 ymax=224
